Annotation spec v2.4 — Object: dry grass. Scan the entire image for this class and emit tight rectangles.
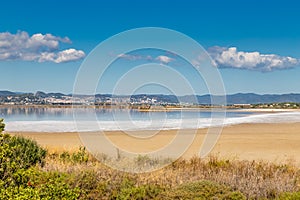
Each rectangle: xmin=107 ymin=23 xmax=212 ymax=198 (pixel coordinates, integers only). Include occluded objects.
xmin=42 ymin=149 xmax=300 ymax=199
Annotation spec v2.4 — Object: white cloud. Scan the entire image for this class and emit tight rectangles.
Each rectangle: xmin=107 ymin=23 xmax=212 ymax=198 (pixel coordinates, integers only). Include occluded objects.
xmin=39 ymin=49 xmax=86 ymax=63
xmin=117 ymin=53 xmax=174 ymax=64
xmin=0 ymin=31 xmax=85 ymax=63
xmin=55 ymin=49 xmax=86 ymax=63
xmin=208 ymin=46 xmax=300 ymax=71
xmin=117 ymin=53 xmax=143 ymax=61
xmin=155 ymin=55 xmax=173 ymax=64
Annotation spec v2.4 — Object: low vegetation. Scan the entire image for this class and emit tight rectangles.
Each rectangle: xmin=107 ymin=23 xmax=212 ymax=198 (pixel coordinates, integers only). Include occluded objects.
xmin=1 ymin=119 xmax=300 ymax=199
xmin=251 ymin=102 xmax=300 ymax=109
xmin=0 ymin=118 xmax=4 ymax=132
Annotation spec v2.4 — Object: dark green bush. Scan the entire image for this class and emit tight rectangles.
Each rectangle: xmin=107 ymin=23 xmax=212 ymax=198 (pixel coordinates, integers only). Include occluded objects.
xmin=110 ymin=178 xmax=163 ymax=200
xmin=158 ymin=180 xmax=246 ymax=200
xmin=70 ymin=170 xmax=107 ymax=199
xmin=0 ymin=169 xmax=81 ymax=200
xmin=0 ymin=130 xmax=84 ymax=199
xmin=0 ymin=133 xmax=46 ymax=186
xmin=0 ymin=118 xmax=4 ymax=132
xmin=277 ymin=191 xmax=300 ymax=200
xmin=32 ymin=170 xmax=81 ymax=200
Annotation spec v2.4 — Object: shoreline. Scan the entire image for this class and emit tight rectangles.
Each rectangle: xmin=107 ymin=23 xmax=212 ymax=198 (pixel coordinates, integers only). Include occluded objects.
xmin=9 ymin=122 xmax=300 ymax=165
xmin=1 ymin=104 xmax=300 ymax=113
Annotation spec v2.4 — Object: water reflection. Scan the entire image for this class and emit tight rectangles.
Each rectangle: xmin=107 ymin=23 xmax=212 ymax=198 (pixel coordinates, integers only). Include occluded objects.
xmin=0 ymin=106 xmax=251 ymax=122
xmin=0 ymin=107 xmax=74 ymax=121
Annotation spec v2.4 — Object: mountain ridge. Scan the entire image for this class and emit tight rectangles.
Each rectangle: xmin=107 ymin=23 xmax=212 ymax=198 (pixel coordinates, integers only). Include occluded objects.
xmin=1 ymin=90 xmax=300 ymax=104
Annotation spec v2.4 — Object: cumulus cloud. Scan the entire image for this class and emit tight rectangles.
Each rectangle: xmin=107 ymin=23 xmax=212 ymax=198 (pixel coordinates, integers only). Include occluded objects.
xmin=39 ymin=49 xmax=86 ymax=63
xmin=155 ymin=55 xmax=173 ymax=64
xmin=0 ymin=31 xmax=85 ymax=63
xmin=208 ymin=46 xmax=300 ymax=71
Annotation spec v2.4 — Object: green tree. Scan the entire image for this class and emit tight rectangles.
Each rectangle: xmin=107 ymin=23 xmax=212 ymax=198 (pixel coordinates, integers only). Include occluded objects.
xmin=0 ymin=118 xmax=4 ymax=133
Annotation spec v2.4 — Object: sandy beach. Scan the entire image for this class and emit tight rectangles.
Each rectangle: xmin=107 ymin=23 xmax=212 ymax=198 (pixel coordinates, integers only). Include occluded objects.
xmin=10 ymin=122 xmax=300 ymax=164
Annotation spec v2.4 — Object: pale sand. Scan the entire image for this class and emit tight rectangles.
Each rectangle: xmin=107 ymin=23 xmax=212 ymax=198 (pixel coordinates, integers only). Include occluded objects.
xmin=9 ymin=123 xmax=300 ymax=164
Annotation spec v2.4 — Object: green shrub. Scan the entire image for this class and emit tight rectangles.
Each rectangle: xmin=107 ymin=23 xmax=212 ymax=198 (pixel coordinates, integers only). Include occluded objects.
xmin=0 ymin=169 xmax=81 ymax=200
xmin=0 ymin=129 xmax=85 ymax=199
xmin=0 ymin=133 xmax=46 ymax=186
xmin=70 ymin=170 xmax=107 ymax=199
xmin=0 ymin=118 xmax=4 ymax=132
xmin=33 ymin=171 xmax=81 ymax=200
xmin=58 ymin=147 xmax=89 ymax=164
xmin=277 ymin=191 xmax=300 ymax=200
xmin=208 ymin=155 xmax=231 ymax=169
xmin=110 ymin=178 xmax=163 ymax=200
xmin=159 ymin=180 xmax=246 ymax=200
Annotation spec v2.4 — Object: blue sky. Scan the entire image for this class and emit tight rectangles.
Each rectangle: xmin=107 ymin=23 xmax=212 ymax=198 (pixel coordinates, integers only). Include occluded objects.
xmin=0 ymin=0 xmax=300 ymax=95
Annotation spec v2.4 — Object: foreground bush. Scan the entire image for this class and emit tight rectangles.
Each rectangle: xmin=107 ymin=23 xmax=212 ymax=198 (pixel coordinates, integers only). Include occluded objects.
xmin=0 ymin=169 xmax=81 ymax=200
xmin=277 ymin=191 xmax=300 ymax=200
xmin=0 ymin=118 xmax=4 ymax=132
xmin=0 ymin=132 xmax=81 ymax=199
xmin=0 ymin=133 xmax=46 ymax=187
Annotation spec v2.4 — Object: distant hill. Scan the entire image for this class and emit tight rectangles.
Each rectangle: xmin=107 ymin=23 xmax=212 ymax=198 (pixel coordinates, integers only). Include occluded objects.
xmin=0 ymin=91 xmax=16 ymax=97
xmin=35 ymin=91 xmax=68 ymax=98
xmin=158 ymin=93 xmax=300 ymax=104
xmin=195 ymin=93 xmax=300 ymax=105
xmin=225 ymin=93 xmax=300 ymax=104
xmin=0 ymin=90 xmax=68 ymax=98
xmin=35 ymin=91 xmax=47 ymax=98
xmin=1 ymin=90 xmax=300 ymax=104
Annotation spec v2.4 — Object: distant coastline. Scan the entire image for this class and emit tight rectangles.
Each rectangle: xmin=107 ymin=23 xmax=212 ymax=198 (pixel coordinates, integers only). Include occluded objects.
xmin=1 ymin=90 xmax=300 ymax=108
xmin=0 ymin=104 xmax=300 ymax=113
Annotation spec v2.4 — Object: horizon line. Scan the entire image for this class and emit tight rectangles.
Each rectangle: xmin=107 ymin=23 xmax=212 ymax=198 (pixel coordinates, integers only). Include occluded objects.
xmin=1 ymin=90 xmax=300 ymax=96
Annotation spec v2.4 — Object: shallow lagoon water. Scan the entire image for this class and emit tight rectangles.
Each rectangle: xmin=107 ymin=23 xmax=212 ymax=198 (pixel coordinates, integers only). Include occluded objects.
xmin=1 ymin=107 xmax=300 ymax=132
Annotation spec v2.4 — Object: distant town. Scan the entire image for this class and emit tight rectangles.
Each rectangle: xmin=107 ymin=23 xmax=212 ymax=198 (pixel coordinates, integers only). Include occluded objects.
xmin=0 ymin=90 xmax=300 ymax=109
